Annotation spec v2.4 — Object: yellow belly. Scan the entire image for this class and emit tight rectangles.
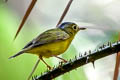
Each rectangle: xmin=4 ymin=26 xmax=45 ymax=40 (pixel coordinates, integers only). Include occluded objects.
xmin=27 ymin=37 xmax=73 ymax=58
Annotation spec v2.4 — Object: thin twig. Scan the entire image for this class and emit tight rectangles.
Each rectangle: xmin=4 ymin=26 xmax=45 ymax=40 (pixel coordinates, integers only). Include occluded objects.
xmin=14 ymin=0 xmax=37 ymax=40
xmin=14 ymin=0 xmax=73 ymax=39
xmin=113 ymin=33 xmax=120 ymax=80
xmin=113 ymin=52 xmax=120 ymax=80
xmin=33 ymin=41 xmax=120 ymax=80
xmin=28 ymin=58 xmax=40 ymax=80
xmin=56 ymin=0 xmax=73 ymax=27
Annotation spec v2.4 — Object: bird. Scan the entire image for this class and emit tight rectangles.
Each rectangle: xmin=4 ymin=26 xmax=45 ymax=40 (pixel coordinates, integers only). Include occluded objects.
xmin=9 ymin=22 xmax=86 ymax=80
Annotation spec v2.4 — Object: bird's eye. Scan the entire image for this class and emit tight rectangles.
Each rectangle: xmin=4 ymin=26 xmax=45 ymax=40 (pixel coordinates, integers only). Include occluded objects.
xmin=72 ymin=25 xmax=77 ymax=30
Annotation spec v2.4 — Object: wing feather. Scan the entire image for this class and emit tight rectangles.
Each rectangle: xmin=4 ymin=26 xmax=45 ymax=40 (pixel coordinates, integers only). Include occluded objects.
xmin=23 ymin=28 xmax=70 ymax=49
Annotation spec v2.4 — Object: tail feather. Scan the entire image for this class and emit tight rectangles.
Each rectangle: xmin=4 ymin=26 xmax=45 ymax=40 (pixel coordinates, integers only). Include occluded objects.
xmin=9 ymin=50 xmax=25 ymax=59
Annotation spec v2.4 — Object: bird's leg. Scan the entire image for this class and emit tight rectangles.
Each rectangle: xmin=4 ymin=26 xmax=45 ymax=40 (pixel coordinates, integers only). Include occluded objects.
xmin=39 ymin=56 xmax=52 ymax=70
xmin=53 ymin=56 xmax=67 ymax=63
xmin=27 ymin=58 xmax=40 ymax=80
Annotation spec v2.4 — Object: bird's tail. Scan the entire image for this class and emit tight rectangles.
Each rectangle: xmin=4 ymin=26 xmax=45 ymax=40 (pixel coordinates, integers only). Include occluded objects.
xmin=9 ymin=50 xmax=25 ymax=59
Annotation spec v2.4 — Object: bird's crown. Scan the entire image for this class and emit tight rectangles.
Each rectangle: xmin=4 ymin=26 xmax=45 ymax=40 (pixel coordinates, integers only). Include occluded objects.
xmin=58 ymin=22 xmax=74 ymax=29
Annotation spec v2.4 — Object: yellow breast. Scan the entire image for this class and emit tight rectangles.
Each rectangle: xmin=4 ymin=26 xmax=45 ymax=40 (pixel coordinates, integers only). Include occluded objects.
xmin=27 ymin=36 xmax=74 ymax=58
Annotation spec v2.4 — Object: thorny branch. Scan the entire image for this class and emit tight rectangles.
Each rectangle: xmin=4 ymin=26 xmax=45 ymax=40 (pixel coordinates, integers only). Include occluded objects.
xmin=33 ymin=41 xmax=120 ymax=80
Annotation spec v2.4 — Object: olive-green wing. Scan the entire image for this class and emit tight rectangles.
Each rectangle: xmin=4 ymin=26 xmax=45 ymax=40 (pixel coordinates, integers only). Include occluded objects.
xmin=23 ymin=28 xmax=70 ymax=49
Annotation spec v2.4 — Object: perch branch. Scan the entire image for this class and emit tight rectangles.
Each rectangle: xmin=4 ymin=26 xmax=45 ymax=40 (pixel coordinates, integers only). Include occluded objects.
xmin=33 ymin=41 xmax=120 ymax=80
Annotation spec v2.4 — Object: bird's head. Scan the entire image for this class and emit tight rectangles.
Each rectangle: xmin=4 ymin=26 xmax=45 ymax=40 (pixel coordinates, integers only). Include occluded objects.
xmin=58 ymin=22 xmax=86 ymax=35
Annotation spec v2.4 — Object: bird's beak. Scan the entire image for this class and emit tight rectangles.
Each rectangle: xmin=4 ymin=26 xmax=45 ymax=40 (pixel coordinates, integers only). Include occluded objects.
xmin=78 ymin=27 xmax=86 ymax=30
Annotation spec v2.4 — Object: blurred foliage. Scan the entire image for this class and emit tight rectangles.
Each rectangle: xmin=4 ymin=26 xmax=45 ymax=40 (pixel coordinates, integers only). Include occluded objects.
xmin=0 ymin=3 xmax=87 ymax=80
